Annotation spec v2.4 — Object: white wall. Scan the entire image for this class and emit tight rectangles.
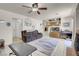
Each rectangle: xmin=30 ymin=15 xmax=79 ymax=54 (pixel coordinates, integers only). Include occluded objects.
xmin=71 ymin=4 xmax=77 ymax=47
xmin=0 ymin=9 xmax=25 ymax=45
xmin=23 ymin=18 xmax=43 ymax=32
xmin=0 ymin=21 xmax=13 ymax=45
xmin=0 ymin=9 xmax=43 ymax=45
xmin=61 ymin=17 xmax=73 ymax=32
xmin=76 ymin=4 xmax=79 ymax=29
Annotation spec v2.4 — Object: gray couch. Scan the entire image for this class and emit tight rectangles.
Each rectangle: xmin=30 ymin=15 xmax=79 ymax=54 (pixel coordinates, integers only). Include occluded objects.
xmin=21 ymin=30 xmax=43 ymax=42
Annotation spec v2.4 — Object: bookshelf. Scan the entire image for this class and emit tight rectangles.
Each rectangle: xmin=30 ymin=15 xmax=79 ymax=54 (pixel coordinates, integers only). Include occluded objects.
xmin=44 ymin=17 xmax=73 ymax=39
xmin=44 ymin=18 xmax=61 ymax=38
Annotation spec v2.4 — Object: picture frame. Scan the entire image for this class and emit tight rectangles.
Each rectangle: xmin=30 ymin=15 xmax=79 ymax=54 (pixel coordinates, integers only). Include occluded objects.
xmin=63 ymin=22 xmax=70 ymax=27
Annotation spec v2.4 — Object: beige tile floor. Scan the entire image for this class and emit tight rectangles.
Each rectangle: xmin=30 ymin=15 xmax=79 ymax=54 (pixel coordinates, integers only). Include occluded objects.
xmin=0 ymin=45 xmax=12 ymax=56
xmin=0 ymin=37 xmax=47 ymax=56
xmin=0 ymin=37 xmax=23 ymax=56
xmin=0 ymin=37 xmax=43 ymax=56
xmin=13 ymin=37 xmax=23 ymax=43
xmin=0 ymin=37 xmax=68 ymax=56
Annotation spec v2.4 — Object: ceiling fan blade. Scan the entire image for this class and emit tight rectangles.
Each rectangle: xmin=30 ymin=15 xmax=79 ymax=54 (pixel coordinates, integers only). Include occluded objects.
xmin=38 ymin=8 xmax=47 ymax=10
xmin=37 ymin=11 xmax=40 ymax=15
xmin=22 ymin=5 xmax=31 ymax=8
xmin=28 ymin=10 xmax=32 ymax=13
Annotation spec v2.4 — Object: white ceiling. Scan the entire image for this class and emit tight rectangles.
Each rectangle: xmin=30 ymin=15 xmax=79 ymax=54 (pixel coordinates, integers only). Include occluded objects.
xmin=0 ymin=3 xmax=77 ymax=20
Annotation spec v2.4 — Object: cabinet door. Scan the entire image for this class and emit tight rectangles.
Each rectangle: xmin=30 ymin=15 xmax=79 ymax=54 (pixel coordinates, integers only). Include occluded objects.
xmin=49 ymin=32 xmax=60 ymax=38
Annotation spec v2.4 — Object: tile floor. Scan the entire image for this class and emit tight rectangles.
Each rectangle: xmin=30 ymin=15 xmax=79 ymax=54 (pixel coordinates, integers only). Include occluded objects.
xmin=0 ymin=45 xmax=12 ymax=56
xmin=0 ymin=37 xmax=23 ymax=56
xmin=0 ymin=37 xmax=68 ymax=56
xmin=0 ymin=38 xmax=42 ymax=56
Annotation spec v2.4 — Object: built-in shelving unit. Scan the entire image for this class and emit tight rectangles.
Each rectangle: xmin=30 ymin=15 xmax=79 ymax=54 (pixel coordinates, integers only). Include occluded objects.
xmin=43 ymin=17 xmax=73 ymax=40
xmin=44 ymin=18 xmax=61 ymax=38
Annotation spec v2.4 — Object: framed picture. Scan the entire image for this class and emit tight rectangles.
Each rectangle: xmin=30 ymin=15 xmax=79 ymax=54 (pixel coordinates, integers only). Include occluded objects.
xmin=63 ymin=22 xmax=70 ymax=27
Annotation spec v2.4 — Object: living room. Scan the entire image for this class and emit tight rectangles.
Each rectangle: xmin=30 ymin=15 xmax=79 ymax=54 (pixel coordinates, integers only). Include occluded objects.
xmin=0 ymin=3 xmax=77 ymax=56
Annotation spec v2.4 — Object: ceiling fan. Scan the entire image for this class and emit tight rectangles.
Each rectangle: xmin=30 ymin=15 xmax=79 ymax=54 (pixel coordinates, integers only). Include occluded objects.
xmin=22 ymin=3 xmax=47 ymax=15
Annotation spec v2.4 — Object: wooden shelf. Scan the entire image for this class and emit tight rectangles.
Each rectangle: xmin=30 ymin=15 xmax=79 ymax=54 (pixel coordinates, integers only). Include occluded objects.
xmin=44 ymin=18 xmax=61 ymax=38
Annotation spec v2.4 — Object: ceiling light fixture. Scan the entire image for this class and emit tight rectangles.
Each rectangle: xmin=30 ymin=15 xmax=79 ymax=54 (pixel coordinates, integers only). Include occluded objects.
xmin=32 ymin=8 xmax=38 ymax=11
xmin=22 ymin=3 xmax=47 ymax=15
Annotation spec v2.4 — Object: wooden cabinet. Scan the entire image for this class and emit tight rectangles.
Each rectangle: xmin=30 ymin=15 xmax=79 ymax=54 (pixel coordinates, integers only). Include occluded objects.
xmin=49 ymin=32 xmax=60 ymax=38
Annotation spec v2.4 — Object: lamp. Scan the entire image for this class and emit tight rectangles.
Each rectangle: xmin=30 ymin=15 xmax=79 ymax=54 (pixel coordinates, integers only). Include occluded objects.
xmin=32 ymin=8 xmax=38 ymax=11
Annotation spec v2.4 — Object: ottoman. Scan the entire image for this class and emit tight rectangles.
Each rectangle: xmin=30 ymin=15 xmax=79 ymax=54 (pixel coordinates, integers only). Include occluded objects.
xmin=9 ymin=43 xmax=37 ymax=56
